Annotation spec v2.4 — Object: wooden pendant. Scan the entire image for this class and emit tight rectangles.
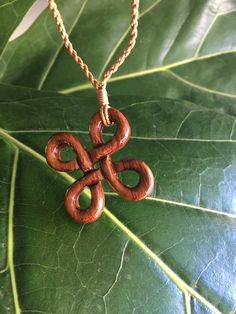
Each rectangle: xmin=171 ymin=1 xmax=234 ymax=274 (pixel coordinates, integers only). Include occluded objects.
xmin=45 ymin=108 xmax=154 ymax=224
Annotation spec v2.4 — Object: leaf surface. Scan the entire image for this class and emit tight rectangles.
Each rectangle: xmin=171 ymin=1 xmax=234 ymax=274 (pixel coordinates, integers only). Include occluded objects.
xmin=0 ymin=0 xmax=36 ymax=56
xmin=1 ymin=0 xmax=236 ymax=103
xmin=1 ymin=0 xmax=236 ymax=313
xmin=0 ymin=84 xmax=235 ymax=313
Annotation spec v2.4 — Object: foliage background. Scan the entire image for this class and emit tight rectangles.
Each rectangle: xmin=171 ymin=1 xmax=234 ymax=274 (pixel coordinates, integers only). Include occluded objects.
xmin=0 ymin=0 xmax=236 ymax=313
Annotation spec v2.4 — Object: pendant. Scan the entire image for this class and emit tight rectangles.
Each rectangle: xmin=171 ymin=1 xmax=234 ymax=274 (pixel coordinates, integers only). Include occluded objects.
xmin=45 ymin=108 xmax=154 ymax=224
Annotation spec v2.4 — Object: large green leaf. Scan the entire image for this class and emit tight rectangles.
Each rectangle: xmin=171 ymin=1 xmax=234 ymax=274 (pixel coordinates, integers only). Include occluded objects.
xmin=1 ymin=0 xmax=236 ymax=313
xmin=0 ymin=84 xmax=236 ymax=313
xmin=1 ymin=0 xmax=236 ymax=106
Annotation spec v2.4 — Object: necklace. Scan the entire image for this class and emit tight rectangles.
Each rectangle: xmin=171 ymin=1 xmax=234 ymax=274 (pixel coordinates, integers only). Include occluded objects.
xmin=45 ymin=0 xmax=154 ymax=224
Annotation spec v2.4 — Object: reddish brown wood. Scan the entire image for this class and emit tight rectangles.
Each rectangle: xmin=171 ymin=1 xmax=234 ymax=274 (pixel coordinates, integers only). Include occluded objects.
xmin=89 ymin=107 xmax=131 ymax=162
xmin=45 ymin=132 xmax=93 ymax=172
xmin=65 ymin=169 xmax=104 ymax=224
xmin=45 ymin=108 xmax=154 ymax=224
xmin=101 ymin=157 xmax=154 ymax=201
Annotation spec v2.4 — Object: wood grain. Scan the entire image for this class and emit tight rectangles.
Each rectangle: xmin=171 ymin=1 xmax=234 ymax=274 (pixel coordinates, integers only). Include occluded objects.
xmin=45 ymin=108 xmax=154 ymax=224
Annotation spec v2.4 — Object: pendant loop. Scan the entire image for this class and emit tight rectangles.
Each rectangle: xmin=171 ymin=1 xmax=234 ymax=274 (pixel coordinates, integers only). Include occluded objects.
xmin=45 ymin=108 xmax=154 ymax=224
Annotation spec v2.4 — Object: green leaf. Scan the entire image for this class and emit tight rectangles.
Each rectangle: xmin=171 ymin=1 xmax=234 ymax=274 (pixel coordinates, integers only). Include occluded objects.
xmin=0 ymin=0 xmax=36 ymax=55
xmin=1 ymin=0 xmax=236 ymax=106
xmin=0 ymin=84 xmax=235 ymax=313
xmin=1 ymin=0 xmax=236 ymax=313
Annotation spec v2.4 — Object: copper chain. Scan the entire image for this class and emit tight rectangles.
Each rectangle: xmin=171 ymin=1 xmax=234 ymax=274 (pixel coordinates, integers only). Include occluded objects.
xmin=47 ymin=0 xmax=139 ymax=125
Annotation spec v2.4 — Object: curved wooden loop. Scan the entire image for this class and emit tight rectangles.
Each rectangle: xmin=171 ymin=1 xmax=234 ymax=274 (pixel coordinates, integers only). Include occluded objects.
xmin=89 ymin=108 xmax=131 ymax=163
xmin=101 ymin=157 xmax=154 ymax=201
xmin=45 ymin=110 xmax=154 ymax=224
xmin=45 ymin=132 xmax=92 ymax=172
xmin=65 ymin=169 xmax=104 ymax=224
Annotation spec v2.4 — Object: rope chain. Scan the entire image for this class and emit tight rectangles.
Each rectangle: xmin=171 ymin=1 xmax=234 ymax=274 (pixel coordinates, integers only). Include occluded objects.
xmin=47 ymin=0 xmax=139 ymax=125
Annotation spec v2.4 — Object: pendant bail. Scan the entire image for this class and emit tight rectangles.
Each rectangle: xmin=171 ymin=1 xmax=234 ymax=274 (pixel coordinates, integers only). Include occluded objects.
xmin=96 ymin=86 xmax=112 ymax=127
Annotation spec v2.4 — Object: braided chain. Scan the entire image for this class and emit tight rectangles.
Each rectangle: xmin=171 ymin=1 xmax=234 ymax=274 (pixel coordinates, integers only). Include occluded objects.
xmin=47 ymin=0 xmax=139 ymax=125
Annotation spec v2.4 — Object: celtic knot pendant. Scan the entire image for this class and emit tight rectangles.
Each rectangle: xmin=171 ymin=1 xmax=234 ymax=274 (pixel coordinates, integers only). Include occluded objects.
xmin=45 ymin=108 xmax=154 ymax=224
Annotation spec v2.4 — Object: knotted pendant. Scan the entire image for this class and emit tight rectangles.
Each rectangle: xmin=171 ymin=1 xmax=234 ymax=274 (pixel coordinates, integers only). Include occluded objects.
xmin=45 ymin=108 xmax=154 ymax=224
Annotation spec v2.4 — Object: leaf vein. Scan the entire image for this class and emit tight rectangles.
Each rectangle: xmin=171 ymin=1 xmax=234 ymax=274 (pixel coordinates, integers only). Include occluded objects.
xmin=38 ymin=0 xmax=89 ymax=89
xmin=7 ymin=146 xmax=21 ymax=314
xmin=61 ymin=49 xmax=236 ymax=94
xmin=0 ymin=128 xmax=223 ymax=313
xmin=167 ymin=69 xmax=236 ymax=98
xmin=98 ymin=0 xmax=162 ymax=79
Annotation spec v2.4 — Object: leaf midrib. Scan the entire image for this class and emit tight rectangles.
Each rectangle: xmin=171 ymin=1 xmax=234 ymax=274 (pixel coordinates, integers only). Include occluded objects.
xmin=60 ymin=49 xmax=236 ymax=95
xmin=0 ymin=127 xmax=222 ymax=313
xmin=6 ymin=130 xmax=236 ymax=143
xmin=38 ymin=0 xmax=163 ymax=90
xmin=58 ymin=0 xmax=236 ymax=97
xmin=7 ymin=146 xmax=20 ymax=314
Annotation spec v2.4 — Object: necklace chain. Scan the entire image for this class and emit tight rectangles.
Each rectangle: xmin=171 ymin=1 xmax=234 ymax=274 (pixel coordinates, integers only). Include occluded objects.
xmin=47 ymin=0 xmax=139 ymax=125
xmin=47 ymin=0 xmax=139 ymax=89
